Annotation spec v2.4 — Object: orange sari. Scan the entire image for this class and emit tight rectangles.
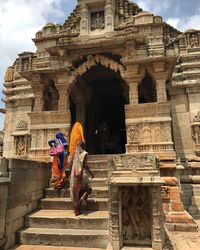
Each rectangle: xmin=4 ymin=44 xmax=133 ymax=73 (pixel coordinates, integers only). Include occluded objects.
xmin=69 ymin=122 xmax=85 ymax=156
xmin=51 ymin=155 xmax=68 ymax=189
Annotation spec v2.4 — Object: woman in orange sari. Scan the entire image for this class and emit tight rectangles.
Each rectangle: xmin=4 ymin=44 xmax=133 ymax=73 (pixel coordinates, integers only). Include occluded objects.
xmin=69 ymin=122 xmax=85 ymax=156
xmin=48 ymin=132 xmax=69 ymax=189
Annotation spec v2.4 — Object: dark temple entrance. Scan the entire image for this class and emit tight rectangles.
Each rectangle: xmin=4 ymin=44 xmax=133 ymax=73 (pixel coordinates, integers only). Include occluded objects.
xmin=70 ymin=65 xmax=128 ymax=154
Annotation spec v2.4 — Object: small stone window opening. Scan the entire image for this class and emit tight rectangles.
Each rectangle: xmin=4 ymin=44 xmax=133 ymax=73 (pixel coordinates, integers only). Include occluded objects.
xmin=138 ymin=73 xmax=157 ymax=103
xmin=91 ymin=11 xmax=105 ymax=30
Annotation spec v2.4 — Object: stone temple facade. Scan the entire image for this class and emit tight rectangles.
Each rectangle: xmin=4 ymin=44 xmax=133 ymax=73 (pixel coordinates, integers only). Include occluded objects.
xmin=2 ymin=0 xmax=200 ymax=249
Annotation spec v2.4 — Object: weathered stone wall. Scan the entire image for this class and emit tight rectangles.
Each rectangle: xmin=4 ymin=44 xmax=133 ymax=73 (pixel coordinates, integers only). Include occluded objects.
xmin=0 ymin=158 xmax=51 ymax=249
xmin=0 ymin=178 xmax=9 ymax=249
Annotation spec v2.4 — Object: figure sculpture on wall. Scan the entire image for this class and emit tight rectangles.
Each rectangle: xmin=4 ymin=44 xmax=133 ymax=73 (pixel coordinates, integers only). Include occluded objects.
xmin=16 ymin=136 xmax=26 ymax=156
xmin=121 ymin=186 xmax=151 ymax=244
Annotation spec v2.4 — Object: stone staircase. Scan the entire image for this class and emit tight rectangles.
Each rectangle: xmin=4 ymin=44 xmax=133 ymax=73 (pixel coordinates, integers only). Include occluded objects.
xmin=18 ymin=156 xmax=111 ymax=249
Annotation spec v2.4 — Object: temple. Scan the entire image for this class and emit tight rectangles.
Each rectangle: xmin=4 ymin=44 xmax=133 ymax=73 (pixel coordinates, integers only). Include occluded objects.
xmin=1 ymin=0 xmax=200 ymax=249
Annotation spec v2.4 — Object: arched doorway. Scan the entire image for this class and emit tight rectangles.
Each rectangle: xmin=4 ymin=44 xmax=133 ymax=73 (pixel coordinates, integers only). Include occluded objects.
xmin=69 ymin=65 xmax=128 ymax=154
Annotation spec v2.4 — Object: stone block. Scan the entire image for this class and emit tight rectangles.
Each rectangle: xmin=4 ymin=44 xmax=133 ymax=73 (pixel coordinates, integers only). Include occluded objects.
xmin=170 ymin=187 xmax=181 ymax=201
xmin=171 ymin=201 xmax=184 ymax=212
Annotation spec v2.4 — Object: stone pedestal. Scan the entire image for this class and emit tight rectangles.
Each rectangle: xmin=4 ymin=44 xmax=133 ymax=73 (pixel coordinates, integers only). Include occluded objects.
xmin=162 ymin=181 xmax=197 ymax=232
xmin=109 ymin=154 xmax=165 ymax=250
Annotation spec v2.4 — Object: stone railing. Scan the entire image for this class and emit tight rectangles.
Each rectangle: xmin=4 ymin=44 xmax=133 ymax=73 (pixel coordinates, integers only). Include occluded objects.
xmin=125 ymin=102 xmax=171 ymax=119
xmin=28 ymin=111 xmax=71 ymax=161
xmin=29 ymin=111 xmax=71 ymax=127
xmin=108 ymin=153 xmax=165 ymax=250
xmin=125 ymin=102 xmax=175 ymax=160
xmin=0 ymin=158 xmax=51 ymax=249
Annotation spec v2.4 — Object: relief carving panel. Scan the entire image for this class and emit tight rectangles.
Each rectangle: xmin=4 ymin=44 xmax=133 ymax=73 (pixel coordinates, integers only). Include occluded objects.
xmin=121 ymin=186 xmax=151 ymax=245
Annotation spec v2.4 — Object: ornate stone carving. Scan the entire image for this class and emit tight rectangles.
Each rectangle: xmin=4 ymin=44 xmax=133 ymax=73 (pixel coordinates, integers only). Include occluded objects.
xmin=191 ymin=124 xmax=200 ymax=156
xmin=105 ymin=0 xmax=114 ymax=30
xmin=16 ymin=120 xmax=28 ymax=131
xmin=121 ymin=186 xmax=151 ymax=244
xmin=125 ymin=102 xmax=171 ymax=119
xmin=113 ymin=154 xmax=159 ymax=171
xmin=14 ymin=135 xmax=29 ymax=157
xmin=80 ymin=4 xmax=89 ymax=35
xmin=186 ymin=31 xmax=200 ymax=48
xmin=127 ymin=125 xmax=139 ymax=143
xmin=91 ymin=11 xmax=105 ymax=30
xmin=193 ymin=111 xmax=200 ymax=122
xmin=74 ymin=54 xmax=125 ymax=79
xmin=161 ymin=186 xmax=170 ymax=200
xmin=29 ymin=111 xmax=71 ymax=126
xmin=4 ymin=67 xmax=14 ymax=82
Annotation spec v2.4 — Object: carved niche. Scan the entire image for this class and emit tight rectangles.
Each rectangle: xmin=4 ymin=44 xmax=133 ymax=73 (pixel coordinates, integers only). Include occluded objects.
xmin=186 ymin=31 xmax=200 ymax=48
xmin=191 ymin=111 xmax=200 ymax=156
xmin=91 ymin=11 xmax=105 ymax=30
xmin=121 ymin=186 xmax=151 ymax=246
xmin=13 ymin=119 xmax=30 ymax=157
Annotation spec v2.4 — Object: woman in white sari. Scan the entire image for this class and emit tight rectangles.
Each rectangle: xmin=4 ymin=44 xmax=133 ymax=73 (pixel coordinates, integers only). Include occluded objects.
xmin=70 ymin=141 xmax=94 ymax=216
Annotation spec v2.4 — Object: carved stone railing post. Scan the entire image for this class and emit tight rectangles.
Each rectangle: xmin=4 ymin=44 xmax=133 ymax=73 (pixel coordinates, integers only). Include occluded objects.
xmin=151 ymin=186 xmax=165 ymax=250
xmin=109 ymin=185 xmax=120 ymax=250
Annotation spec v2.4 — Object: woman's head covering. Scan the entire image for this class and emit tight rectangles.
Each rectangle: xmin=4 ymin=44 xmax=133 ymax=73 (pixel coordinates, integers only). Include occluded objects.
xmin=56 ymin=132 xmax=68 ymax=146
xmin=69 ymin=122 xmax=85 ymax=156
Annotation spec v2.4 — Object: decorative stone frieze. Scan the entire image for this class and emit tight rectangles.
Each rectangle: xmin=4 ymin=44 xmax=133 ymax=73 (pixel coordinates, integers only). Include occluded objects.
xmin=28 ymin=111 xmax=70 ymax=161
xmin=74 ymin=54 xmax=125 ymax=79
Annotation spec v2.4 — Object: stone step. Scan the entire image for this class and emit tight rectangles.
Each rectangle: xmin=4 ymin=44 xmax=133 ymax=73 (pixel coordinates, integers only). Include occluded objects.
xmin=89 ymin=169 xmax=108 ymax=178
xmin=87 ymin=160 xmax=109 ymax=169
xmin=9 ymin=245 xmax=105 ymax=250
xmin=188 ymin=205 xmax=200 ymax=219
xmin=40 ymin=197 xmax=109 ymax=211
xmin=20 ymin=228 xmax=109 ymax=249
xmin=121 ymin=247 xmax=153 ymax=250
xmin=65 ymin=169 xmax=108 ymax=178
xmin=88 ymin=155 xmax=114 ymax=161
xmin=49 ymin=177 xmax=108 ymax=189
xmin=45 ymin=186 xmax=108 ymax=198
xmin=26 ymin=210 xmax=109 ymax=230
xmin=191 ymin=196 xmax=200 ymax=205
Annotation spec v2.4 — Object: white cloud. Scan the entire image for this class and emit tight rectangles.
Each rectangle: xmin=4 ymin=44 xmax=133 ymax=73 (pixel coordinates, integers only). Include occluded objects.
xmin=167 ymin=13 xmax=200 ymax=31
xmin=0 ymin=0 xmax=67 ymax=129
xmin=136 ymin=0 xmax=173 ymax=14
xmin=166 ymin=18 xmax=181 ymax=29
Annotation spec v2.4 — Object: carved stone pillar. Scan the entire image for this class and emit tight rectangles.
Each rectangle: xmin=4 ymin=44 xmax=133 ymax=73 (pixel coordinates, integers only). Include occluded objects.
xmin=56 ymin=72 xmax=73 ymax=111
xmin=32 ymin=85 xmax=44 ymax=112
xmin=80 ymin=4 xmax=89 ymax=36
xmin=105 ymin=0 xmax=114 ymax=32
xmin=129 ymin=81 xmax=138 ymax=104
xmin=30 ymin=75 xmax=44 ymax=112
xmin=56 ymin=85 xmax=69 ymax=111
xmin=156 ymin=79 xmax=167 ymax=102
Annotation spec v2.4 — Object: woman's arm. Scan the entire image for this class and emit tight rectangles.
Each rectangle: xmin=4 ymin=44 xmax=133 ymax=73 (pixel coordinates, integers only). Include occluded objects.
xmin=83 ymin=154 xmax=94 ymax=178
xmin=48 ymin=139 xmax=56 ymax=147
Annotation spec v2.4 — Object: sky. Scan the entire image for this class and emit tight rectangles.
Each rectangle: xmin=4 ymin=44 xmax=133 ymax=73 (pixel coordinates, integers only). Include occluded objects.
xmin=0 ymin=0 xmax=200 ymax=130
